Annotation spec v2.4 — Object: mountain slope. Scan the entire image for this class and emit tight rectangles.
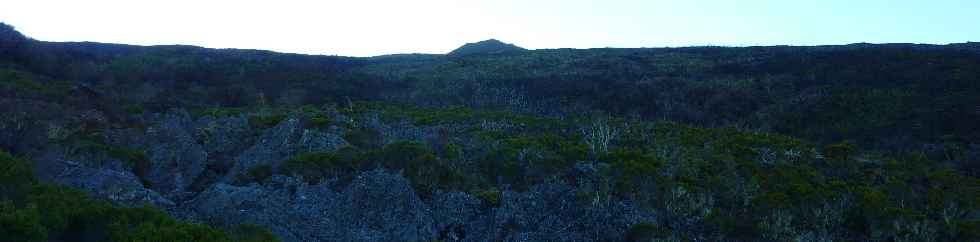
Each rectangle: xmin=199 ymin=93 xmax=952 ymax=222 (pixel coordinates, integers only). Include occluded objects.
xmin=4 ymin=22 xmax=977 ymax=152
xmin=1 ymin=23 xmax=979 ymax=241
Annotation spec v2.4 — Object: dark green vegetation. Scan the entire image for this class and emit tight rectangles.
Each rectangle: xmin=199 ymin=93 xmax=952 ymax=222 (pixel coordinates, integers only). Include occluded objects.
xmin=3 ymin=22 xmax=978 ymax=155
xmin=2 ymin=22 xmax=978 ymax=241
xmin=0 ymin=151 xmax=279 ymax=242
xmin=236 ymin=103 xmax=977 ymax=241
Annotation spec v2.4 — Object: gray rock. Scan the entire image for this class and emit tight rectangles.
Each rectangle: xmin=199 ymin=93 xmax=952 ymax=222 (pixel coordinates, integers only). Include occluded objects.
xmin=432 ymin=192 xmax=482 ymax=231
xmin=431 ymin=191 xmax=482 ymax=237
xmin=179 ymin=177 xmax=334 ymax=242
xmin=182 ymin=170 xmax=437 ymax=242
xmin=339 ymin=169 xmax=437 ymax=242
xmin=224 ymin=114 xmax=347 ymax=182
xmin=195 ymin=114 xmax=256 ymax=164
xmin=139 ymin=109 xmax=209 ymax=199
xmin=459 ymin=182 xmax=655 ymax=242
xmin=32 ymin=145 xmax=173 ymax=207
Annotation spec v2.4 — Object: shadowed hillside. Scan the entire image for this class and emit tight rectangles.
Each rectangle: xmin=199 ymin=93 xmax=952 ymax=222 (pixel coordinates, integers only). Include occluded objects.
xmin=1 ymin=22 xmax=978 ymax=242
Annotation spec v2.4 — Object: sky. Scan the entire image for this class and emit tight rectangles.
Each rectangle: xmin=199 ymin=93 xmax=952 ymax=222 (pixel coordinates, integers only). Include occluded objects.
xmin=2 ymin=0 xmax=978 ymax=57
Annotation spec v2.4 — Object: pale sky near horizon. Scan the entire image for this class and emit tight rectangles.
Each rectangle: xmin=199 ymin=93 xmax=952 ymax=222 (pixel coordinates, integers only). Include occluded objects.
xmin=2 ymin=0 xmax=978 ymax=57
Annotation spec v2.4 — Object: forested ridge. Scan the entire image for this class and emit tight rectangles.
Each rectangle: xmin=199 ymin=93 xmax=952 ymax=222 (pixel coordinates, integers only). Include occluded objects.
xmin=2 ymin=22 xmax=978 ymax=241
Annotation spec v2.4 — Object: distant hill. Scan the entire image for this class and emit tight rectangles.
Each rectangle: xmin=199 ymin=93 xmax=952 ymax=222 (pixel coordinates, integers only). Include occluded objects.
xmin=0 ymin=22 xmax=29 ymax=58
xmin=448 ymin=39 xmax=527 ymax=57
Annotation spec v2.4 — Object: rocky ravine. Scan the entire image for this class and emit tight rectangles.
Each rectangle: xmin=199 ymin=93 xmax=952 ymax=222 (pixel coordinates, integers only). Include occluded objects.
xmin=22 ymin=108 xmax=655 ymax=242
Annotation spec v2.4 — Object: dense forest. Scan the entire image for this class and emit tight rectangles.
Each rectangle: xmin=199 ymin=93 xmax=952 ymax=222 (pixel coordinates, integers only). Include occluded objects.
xmin=1 ymin=22 xmax=978 ymax=241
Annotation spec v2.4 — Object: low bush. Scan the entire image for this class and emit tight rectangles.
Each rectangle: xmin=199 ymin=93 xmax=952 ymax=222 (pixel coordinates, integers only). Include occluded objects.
xmin=473 ymin=188 xmax=502 ymax=207
xmin=249 ymin=114 xmax=287 ymax=128
xmin=122 ymin=104 xmax=145 ymax=114
xmin=376 ymin=141 xmax=466 ymax=192
xmin=624 ymin=222 xmax=669 ymax=242
xmin=0 ymin=151 xmax=35 ymax=203
xmin=238 ymin=164 xmax=275 ymax=184
xmin=308 ymin=114 xmax=331 ymax=127
xmin=343 ymin=127 xmax=383 ymax=149
xmin=280 ymin=147 xmax=362 ymax=183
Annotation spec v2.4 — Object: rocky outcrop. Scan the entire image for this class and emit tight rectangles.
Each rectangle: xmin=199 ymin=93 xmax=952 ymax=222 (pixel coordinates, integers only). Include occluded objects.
xmin=138 ymin=109 xmax=210 ymax=199
xmin=457 ymin=183 xmax=654 ymax=242
xmin=224 ymin=114 xmax=347 ymax=182
xmin=17 ymin=106 xmax=655 ymax=242
xmin=178 ymin=168 xmax=653 ymax=242
xmin=177 ymin=176 xmax=332 ymax=242
xmin=195 ymin=114 xmax=256 ymax=165
xmin=32 ymin=145 xmax=173 ymax=207
xmin=182 ymin=170 xmax=438 ymax=242
xmin=340 ymin=170 xmax=437 ymax=241
xmin=431 ymin=192 xmax=483 ymax=241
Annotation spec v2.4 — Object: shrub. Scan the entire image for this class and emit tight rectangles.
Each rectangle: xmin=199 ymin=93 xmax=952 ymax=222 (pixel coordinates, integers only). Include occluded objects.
xmin=377 ymin=141 xmax=434 ymax=169
xmin=443 ymin=143 xmax=464 ymax=161
xmin=956 ymin=220 xmax=980 ymax=241
xmin=0 ymin=202 xmax=47 ymax=242
xmin=378 ymin=141 xmax=464 ymax=192
xmin=601 ymin=148 xmax=662 ymax=196
xmin=249 ymin=114 xmax=287 ymax=128
xmin=25 ymin=184 xmax=92 ymax=236
xmin=195 ymin=107 xmax=249 ymax=118
xmin=473 ymin=188 xmax=502 ymax=207
xmin=299 ymin=104 xmax=319 ymax=114
xmin=308 ymin=114 xmax=331 ymax=127
xmin=229 ymin=224 xmax=280 ymax=242
xmin=343 ymin=127 xmax=383 ymax=149
xmin=0 ymin=151 xmax=35 ymax=203
xmin=477 ymin=147 xmax=524 ymax=186
xmin=557 ymin=140 xmax=590 ymax=162
xmin=824 ymin=141 xmax=857 ymax=162
xmin=123 ymin=104 xmax=145 ymax=114
xmin=238 ymin=164 xmax=274 ymax=184
xmin=280 ymin=147 xmax=363 ymax=183
xmin=0 ymin=69 xmax=42 ymax=92
xmin=625 ymin=222 xmax=669 ymax=242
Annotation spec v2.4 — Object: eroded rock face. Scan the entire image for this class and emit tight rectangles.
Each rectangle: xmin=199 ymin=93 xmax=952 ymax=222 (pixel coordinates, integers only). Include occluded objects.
xmin=19 ymin=106 xmax=655 ymax=242
xmin=458 ymin=183 xmax=654 ymax=242
xmin=340 ymin=170 xmax=437 ymax=241
xmin=178 ymin=176 xmax=335 ymax=242
xmin=138 ymin=109 xmax=209 ymax=199
xmin=431 ymin=191 xmax=483 ymax=241
xmin=195 ymin=114 xmax=256 ymax=166
xmin=224 ymin=114 xmax=347 ymax=182
xmin=32 ymin=145 xmax=173 ymax=207
xmin=178 ymin=169 xmax=653 ymax=242
xmin=182 ymin=170 xmax=437 ymax=242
